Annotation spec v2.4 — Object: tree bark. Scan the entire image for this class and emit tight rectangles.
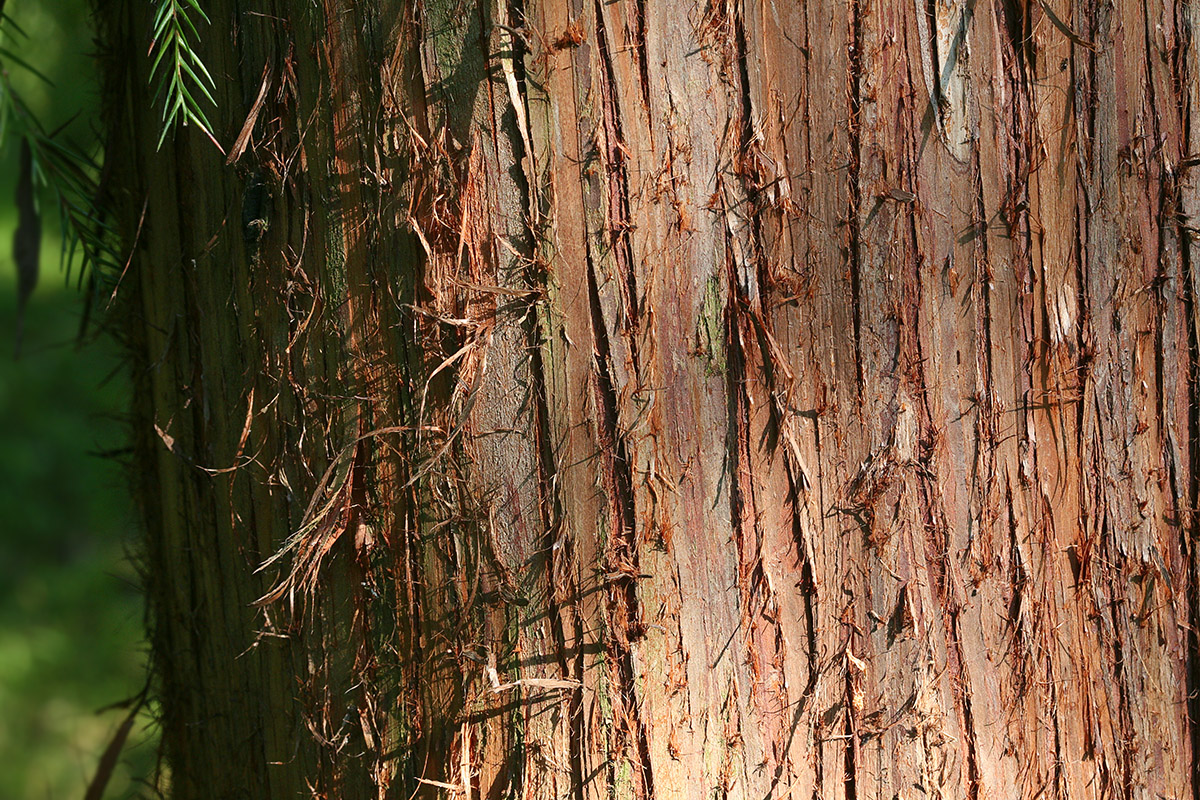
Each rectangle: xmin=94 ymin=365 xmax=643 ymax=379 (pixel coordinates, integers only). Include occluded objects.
xmin=98 ymin=0 xmax=1200 ymax=798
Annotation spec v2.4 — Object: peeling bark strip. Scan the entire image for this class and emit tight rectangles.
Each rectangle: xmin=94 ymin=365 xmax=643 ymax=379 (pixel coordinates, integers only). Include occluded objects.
xmin=100 ymin=0 xmax=1199 ymax=797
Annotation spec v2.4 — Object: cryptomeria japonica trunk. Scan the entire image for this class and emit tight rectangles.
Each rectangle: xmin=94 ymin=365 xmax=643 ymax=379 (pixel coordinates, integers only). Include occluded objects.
xmin=97 ymin=0 xmax=1199 ymax=797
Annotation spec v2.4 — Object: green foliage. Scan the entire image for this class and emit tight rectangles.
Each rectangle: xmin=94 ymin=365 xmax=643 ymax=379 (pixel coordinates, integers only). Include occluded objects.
xmin=0 ymin=271 xmax=153 ymax=800
xmin=148 ymin=0 xmax=221 ymax=151
xmin=0 ymin=3 xmax=153 ymax=796
xmin=0 ymin=11 xmax=121 ymax=289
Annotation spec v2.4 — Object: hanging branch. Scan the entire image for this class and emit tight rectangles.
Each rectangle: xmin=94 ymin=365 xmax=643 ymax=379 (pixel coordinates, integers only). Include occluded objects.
xmin=148 ymin=0 xmax=223 ymax=152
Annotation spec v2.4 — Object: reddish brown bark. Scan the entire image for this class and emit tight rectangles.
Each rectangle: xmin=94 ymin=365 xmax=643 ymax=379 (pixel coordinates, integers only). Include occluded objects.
xmin=100 ymin=0 xmax=1200 ymax=797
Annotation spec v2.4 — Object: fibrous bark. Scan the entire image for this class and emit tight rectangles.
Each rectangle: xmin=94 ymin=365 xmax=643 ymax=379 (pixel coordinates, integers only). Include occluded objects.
xmin=99 ymin=0 xmax=1200 ymax=798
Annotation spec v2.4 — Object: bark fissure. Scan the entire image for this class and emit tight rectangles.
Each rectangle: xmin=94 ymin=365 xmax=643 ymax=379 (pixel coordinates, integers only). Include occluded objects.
xmin=848 ymin=0 xmax=865 ymax=396
xmin=529 ymin=251 xmax=584 ymax=800
xmin=914 ymin=277 xmax=983 ymax=800
xmin=633 ymin=0 xmax=651 ymax=120
xmin=1108 ymin=591 xmax=1136 ymax=800
xmin=584 ymin=244 xmax=653 ymax=799
xmin=924 ymin=0 xmax=944 ymax=119
xmin=1180 ymin=138 xmax=1200 ymax=800
xmin=731 ymin=0 xmax=772 ymax=308
xmin=592 ymin=0 xmax=642 ymax=342
xmin=500 ymin=0 xmax=534 ymax=219
xmin=843 ymin=667 xmax=857 ymax=800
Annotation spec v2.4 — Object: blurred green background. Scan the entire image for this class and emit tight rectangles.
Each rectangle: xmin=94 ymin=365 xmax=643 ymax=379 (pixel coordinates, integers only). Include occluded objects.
xmin=1 ymin=2 xmax=156 ymax=797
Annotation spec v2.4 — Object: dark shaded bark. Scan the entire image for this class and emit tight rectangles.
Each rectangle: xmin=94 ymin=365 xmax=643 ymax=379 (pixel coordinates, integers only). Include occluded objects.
xmin=99 ymin=0 xmax=1200 ymax=797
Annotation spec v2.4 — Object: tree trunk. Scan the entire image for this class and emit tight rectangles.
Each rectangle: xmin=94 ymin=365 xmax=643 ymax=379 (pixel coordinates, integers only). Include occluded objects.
xmin=98 ymin=0 xmax=1200 ymax=797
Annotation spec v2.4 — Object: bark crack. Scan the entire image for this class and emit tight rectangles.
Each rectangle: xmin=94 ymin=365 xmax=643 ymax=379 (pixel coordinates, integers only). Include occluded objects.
xmin=633 ymin=0 xmax=652 ymax=123
xmin=1178 ymin=181 xmax=1200 ymax=800
xmin=593 ymin=0 xmax=642 ymax=346
xmin=584 ymin=244 xmax=653 ymax=800
xmin=848 ymin=0 xmax=865 ymax=397
xmin=1108 ymin=589 xmax=1135 ymax=800
xmin=843 ymin=666 xmax=857 ymax=800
